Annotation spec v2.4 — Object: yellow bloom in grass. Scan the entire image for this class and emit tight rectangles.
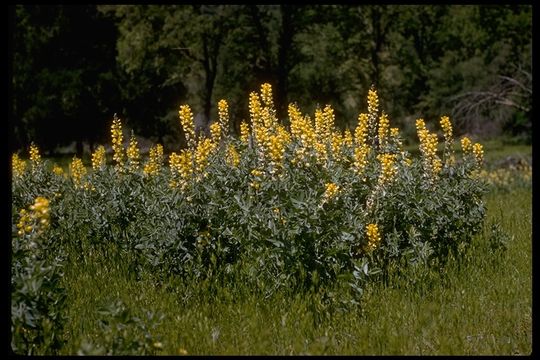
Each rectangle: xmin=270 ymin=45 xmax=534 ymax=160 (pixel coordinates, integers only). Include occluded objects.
xmin=210 ymin=122 xmax=222 ymax=144
xmin=111 ymin=115 xmax=125 ymax=170
xmin=364 ymin=223 xmax=381 ymax=252
xmin=240 ymin=121 xmax=250 ymax=144
xmin=226 ymin=144 xmax=240 ymax=167
xmin=143 ymin=143 xmax=164 ymax=176
xmin=378 ymin=112 xmax=390 ymax=149
xmin=12 ymin=154 xmax=26 ymax=178
xmin=126 ymin=133 xmax=140 ymax=172
xmin=91 ymin=145 xmax=106 ymax=171
xmin=322 ymin=182 xmax=340 ymax=203
xmin=179 ymin=105 xmax=196 ymax=149
xmin=472 ymin=143 xmax=483 ymax=167
xmin=217 ymin=99 xmax=229 ymax=137
xmin=52 ymin=165 xmax=64 ymax=176
xmin=461 ymin=137 xmax=472 ymax=154
xmin=377 ymin=153 xmax=397 ymax=185
xmin=70 ymin=156 xmax=87 ymax=189
xmin=29 ymin=143 xmax=41 ymax=170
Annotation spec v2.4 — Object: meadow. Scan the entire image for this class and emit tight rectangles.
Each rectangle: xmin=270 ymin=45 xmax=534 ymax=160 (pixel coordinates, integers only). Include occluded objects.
xmin=11 ymin=85 xmax=532 ymax=355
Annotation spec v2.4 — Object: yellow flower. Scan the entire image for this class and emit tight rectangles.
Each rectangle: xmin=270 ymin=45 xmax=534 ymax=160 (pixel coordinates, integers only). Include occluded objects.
xmin=367 ymin=87 xmax=379 ymax=118
xmin=143 ymin=144 xmax=164 ymax=176
xmin=111 ymin=115 xmax=125 ymax=170
xmin=354 ymin=145 xmax=370 ymax=176
xmin=322 ymin=182 xmax=340 ymax=203
xmin=378 ymin=112 xmax=390 ymax=149
xmin=439 ymin=116 xmax=453 ymax=142
xmin=29 ymin=143 xmax=41 ymax=171
xmin=364 ymin=223 xmax=381 ymax=252
xmin=52 ymin=165 xmax=64 ymax=176
xmin=390 ymin=127 xmax=399 ymax=138
xmin=194 ymin=138 xmax=215 ymax=174
xmin=260 ymin=83 xmax=275 ymax=110
xmin=226 ymin=144 xmax=240 ymax=167
xmin=18 ymin=196 xmax=50 ymax=237
xmin=179 ymin=105 xmax=196 ymax=149
xmin=70 ymin=156 xmax=87 ymax=189
xmin=377 ymin=153 xmax=397 ymax=185
xmin=217 ymin=99 xmax=229 ymax=137
xmin=210 ymin=122 xmax=222 ymax=144
xmin=12 ymin=154 xmax=26 ymax=178
xmin=461 ymin=137 xmax=472 ymax=154
xmin=126 ymin=133 xmax=140 ymax=172
xmin=355 ymin=113 xmax=369 ymax=147
xmin=240 ymin=121 xmax=250 ymax=144
xmin=472 ymin=143 xmax=483 ymax=167
xmin=91 ymin=145 xmax=107 ymax=171
xmin=169 ymin=150 xmax=192 ymax=189
xmin=343 ymin=129 xmax=353 ymax=147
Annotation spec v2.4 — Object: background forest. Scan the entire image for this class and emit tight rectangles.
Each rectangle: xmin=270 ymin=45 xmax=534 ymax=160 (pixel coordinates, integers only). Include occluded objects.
xmin=10 ymin=5 xmax=532 ymax=155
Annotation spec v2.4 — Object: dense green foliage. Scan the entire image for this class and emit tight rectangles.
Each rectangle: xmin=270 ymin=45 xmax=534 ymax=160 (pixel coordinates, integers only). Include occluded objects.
xmin=11 ymin=5 xmax=532 ymax=153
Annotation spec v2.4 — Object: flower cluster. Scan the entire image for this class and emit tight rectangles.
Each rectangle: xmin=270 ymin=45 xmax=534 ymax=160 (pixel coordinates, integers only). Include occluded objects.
xmin=217 ymin=99 xmax=229 ymax=137
xmin=240 ymin=121 xmax=250 ymax=144
xmin=143 ymin=144 xmax=164 ymax=176
xmin=364 ymin=223 xmax=381 ymax=252
xmin=472 ymin=143 xmax=484 ymax=167
xmin=12 ymin=154 xmax=26 ymax=178
xmin=169 ymin=150 xmax=193 ymax=189
xmin=70 ymin=156 xmax=88 ymax=189
xmin=461 ymin=136 xmax=472 ymax=154
xmin=377 ymin=153 xmax=397 ymax=185
xmin=416 ymin=119 xmax=442 ymax=181
xmin=126 ymin=133 xmax=140 ymax=172
xmin=322 ymin=182 xmax=340 ymax=203
xmin=378 ymin=112 xmax=390 ymax=149
xmin=179 ymin=105 xmax=196 ymax=149
xmin=111 ymin=115 xmax=125 ymax=170
xmin=366 ymin=87 xmax=379 ymax=143
xmin=225 ymin=144 xmax=240 ymax=167
xmin=17 ymin=196 xmax=50 ymax=238
xmin=52 ymin=165 xmax=64 ymax=176
xmin=29 ymin=143 xmax=41 ymax=171
xmin=92 ymin=145 xmax=107 ymax=171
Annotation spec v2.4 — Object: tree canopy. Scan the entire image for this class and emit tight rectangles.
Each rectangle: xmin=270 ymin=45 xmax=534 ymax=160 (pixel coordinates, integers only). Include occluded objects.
xmin=11 ymin=4 xmax=532 ymax=154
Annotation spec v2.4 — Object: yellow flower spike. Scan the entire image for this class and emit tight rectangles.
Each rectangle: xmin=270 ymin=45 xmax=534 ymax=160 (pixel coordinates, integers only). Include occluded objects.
xmin=126 ymin=132 xmax=140 ymax=172
xmin=377 ymin=153 xmax=397 ymax=185
xmin=111 ymin=115 xmax=125 ymax=171
xmin=12 ymin=154 xmax=27 ymax=178
xmin=29 ymin=143 xmax=41 ymax=171
xmin=364 ymin=223 xmax=381 ymax=252
xmin=354 ymin=145 xmax=370 ymax=176
xmin=144 ymin=143 xmax=164 ymax=176
xmin=226 ymin=144 xmax=240 ymax=167
xmin=343 ymin=129 xmax=353 ymax=147
xmin=378 ymin=112 xmax=390 ymax=149
xmin=179 ymin=105 xmax=196 ymax=149
xmin=70 ymin=156 xmax=87 ymax=189
xmin=260 ymin=83 xmax=275 ymax=110
xmin=217 ymin=99 xmax=229 ymax=137
xmin=194 ymin=138 xmax=215 ymax=175
xmin=390 ymin=127 xmax=399 ymax=138
xmin=169 ymin=150 xmax=193 ymax=189
xmin=472 ymin=143 xmax=484 ymax=167
xmin=249 ymin=92 xmax=263 ymax=130
xmin=355 ymin=113 xmax=369 ymax=147
xmin=91 ymin=145 xmax=107 ymax=171
xmin=210 ymin=122 xmax=222 ymax=144
xmin=240 ymin=121 xmax=250 ymax=144
xmin=439 ymin=116 xmax=453 ymax=142
xmin=461 ymin=137 xmax=472 ymax=154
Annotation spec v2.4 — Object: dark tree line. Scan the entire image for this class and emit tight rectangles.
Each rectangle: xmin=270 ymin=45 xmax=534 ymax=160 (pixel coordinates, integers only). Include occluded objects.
xmin=10 ymin=4 xmax=532 ymax=155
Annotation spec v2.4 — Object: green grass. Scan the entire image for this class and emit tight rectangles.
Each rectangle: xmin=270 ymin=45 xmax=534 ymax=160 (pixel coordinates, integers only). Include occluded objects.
xmin=58 ymin=185 xmax=531 ymax=355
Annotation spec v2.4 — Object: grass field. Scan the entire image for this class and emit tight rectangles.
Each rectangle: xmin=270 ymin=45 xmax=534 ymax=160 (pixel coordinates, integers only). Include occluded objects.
xmin=55 ymin=147 xmax=532 ymax=356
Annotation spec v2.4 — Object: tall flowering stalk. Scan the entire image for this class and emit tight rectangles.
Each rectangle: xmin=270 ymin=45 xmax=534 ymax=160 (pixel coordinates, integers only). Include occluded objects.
xmin=240 ymin=121 xmax=250 ymax=144
xmin=111 ymin=114 xmax=125 ymax=171
xmin=364 ymin=223 xmax=381 ymax=252
xmin=367 ymin=86 xmax=379 ymax=146
xmin=29 ymin=143 xmax=41 ymax=172
xmin=179 ymin=105 xmax=196 ymax=149
xmin=416 ymin=119 xmax=442 ymax=182
xmin=91 ymin=145 xmax=106 ymax=171
xmin=70 ymin=156 xmax=87 ymax=189
xmin=377 ymin=153 xmax=397 ymax=186
xmin=217 ymin=99 xmax=229 ymax=138
xmin=439 ymin=116 xmax=455 ymax=166
xmin=378 ymin=112 xmax=390 ymax=150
